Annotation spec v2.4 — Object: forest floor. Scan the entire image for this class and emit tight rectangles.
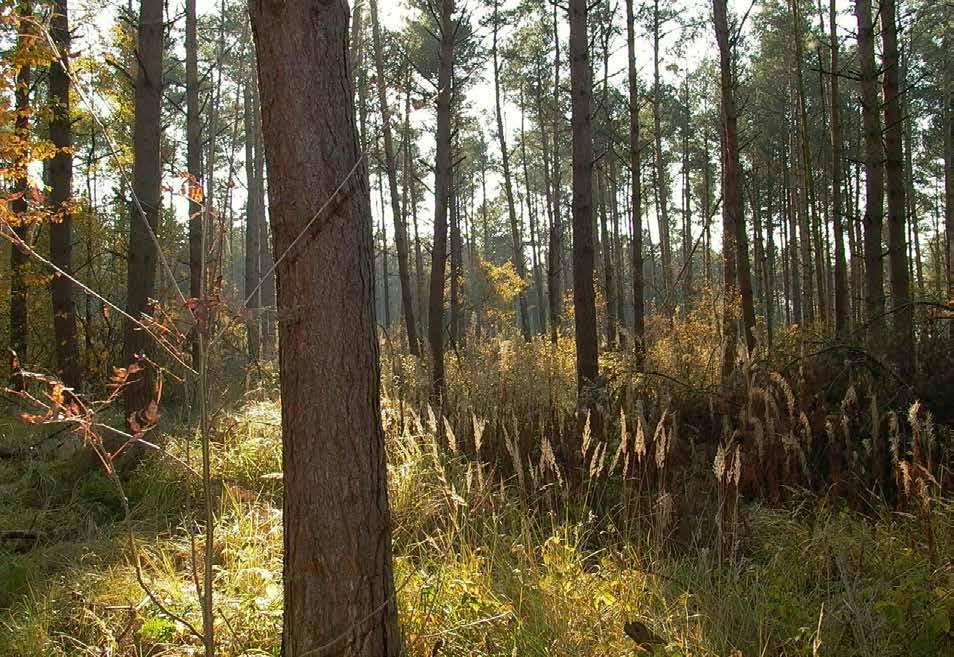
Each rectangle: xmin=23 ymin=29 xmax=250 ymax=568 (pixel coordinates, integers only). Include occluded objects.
xmin=0 ymin=390 xmax=950 ymax=657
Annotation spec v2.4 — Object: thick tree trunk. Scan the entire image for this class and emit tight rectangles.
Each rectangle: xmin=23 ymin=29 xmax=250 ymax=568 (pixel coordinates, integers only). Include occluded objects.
xmin=829 ymin=0 xmax=849 ymax=337
xmin=492 ymin=0 xmax=531 ymax=342
xmin=569 ymin=0 xmax=600 ymax=392
xmin=856 ymin=0 xmax=885 ymax=343
xmin=370 ymin=0 xmax=419 ymax=356
xmin=49 ymin=0 xmax=80 ymax=388
xmin=123 ymin=0 xmax=163 ymax=414
xmin=248 ymin=1 xmax=400 ymax=655
xmin=880 ymin=0 xmax=913 ymax=375
xmin=714 ymin=0 xmax=754 ymax=378
xmin=429 ymin=0 xmax=455 ymax=402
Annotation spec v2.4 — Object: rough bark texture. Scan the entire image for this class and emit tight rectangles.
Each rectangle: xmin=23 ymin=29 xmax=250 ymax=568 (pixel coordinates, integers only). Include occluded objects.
xmin=714 ymin=0 xmax=753 ymax=379
xmin=569 ymin=0 xmax=600 ymax=391
xmin=49 ymin=0 xmax=80 ymax=387
xmin=370 ymin=0 xmax=419 ymax=356
xmin=855 ymin=0 xmax=885 ymax=342
xmin=429 ymin=0 xmax=455 ymax=402
xmin=880 ymin=0 xmax=913 ymax=375
xmin=123 ymin=0 xmax=163 ymax=414
xmin=248 ymin=1 xmax=400 ymax=655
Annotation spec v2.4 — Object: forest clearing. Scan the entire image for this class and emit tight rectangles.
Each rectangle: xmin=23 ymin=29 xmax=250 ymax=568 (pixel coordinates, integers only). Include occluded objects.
xmin=0 ymin=0 xmax=951 ymax=655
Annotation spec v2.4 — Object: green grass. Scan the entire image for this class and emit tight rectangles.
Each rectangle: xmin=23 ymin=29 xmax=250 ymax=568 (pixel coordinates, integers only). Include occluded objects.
xmin=0 ymin=400 xmax=950 ymax=657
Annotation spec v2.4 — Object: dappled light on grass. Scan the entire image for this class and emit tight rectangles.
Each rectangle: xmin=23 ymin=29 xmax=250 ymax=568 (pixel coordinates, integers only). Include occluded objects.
xmin=1 ymin=376 xmax=950 ymax=656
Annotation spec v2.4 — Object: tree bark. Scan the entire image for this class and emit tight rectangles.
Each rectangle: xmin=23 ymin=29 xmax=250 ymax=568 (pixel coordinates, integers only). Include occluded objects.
xmin=492 ymin=0 xmax=531 ymax=342
xmin=9 ymin=1 xmax=33 ymax=369
xmin=856 ymin=0 xmax=885 ymax=343
xmin=248 ymin=1 xmax=400 ymax=654
xmin=370 ymin=0 xmax=419 ymax=356
xmin=569 ymin=0 xmax=600 ymax=392
xmin=880 ymin=0 xmax=913 ymax=375
xmin=429 ymin=0 xmax=455 ymax=403
xmin=49 ymin=0 xmax=80 ymax=388
xmin=626 ymin=0 xmax=644 ymax=356
xmin=547 ymin=3 xmax=564 ymax=342
xmin=652 ymin=0 xmax=673 ymax=306
xmin=714 ymin=0 xmax=754 ymax=378
xmin=243 ymin=68 xmax=261 ymax=363
xmin=829 ymin=0 xmax=849 ymax=337
xmin=123 ymin=0 xmax=163 ymax=414
xmin=186 ymin=0 xmax=203 ymax=367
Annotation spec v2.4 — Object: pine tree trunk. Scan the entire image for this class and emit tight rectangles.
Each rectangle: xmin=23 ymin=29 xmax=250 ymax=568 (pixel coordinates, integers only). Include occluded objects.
xmin=49 ymin=0 xmax=80 ymax=387
xmin=880 ymin=0 xmax=913 ymax=375
xmin=429 ymin=0 xmax=455 ymax=403
xmin=652 ymin=0 xmax=673 ymax=306
xmin=829 ymin=0 xmax=849 ymax=337
xmin=569 ymin=0 xmax=600 ymax=391
xmin=945 ymin=29 xmax=953 ymax=310
xmin=9 ymin=1 xmax=32 ymax=369
xmin=715 ymin=0 xmax=755 ymax=376
xmin=599 ymin=168 xmax=618 ymax=347
xmin=123 ymin=0 xmax=163 ymax=414
xmin=492 ymin=0 xmax=531 ymax=342
xmin=186 ymin=0 xmax=203 ymax=367
xmin=856 ymin=0 xmax=886 ymax=343
xmin=248 ymin=1 xmax=400 ymax=654
xmin=243 ymin=70 xmax=261 ymax=363
xmin=370 ymin=0 xmax=419 ymax=356
xmin=547 ymin=3 xmax=564 ymax=342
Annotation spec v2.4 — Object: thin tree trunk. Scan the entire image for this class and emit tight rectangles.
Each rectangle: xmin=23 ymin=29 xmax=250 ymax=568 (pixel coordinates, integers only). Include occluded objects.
xmin=492 ymin=0 xmax=531 ymax=341
xmin=9 ymin=1 xmax=33 ymax=369
xmin=370 ymin=0 xmax=419 ymax=355
xmin=625 ymin=0 xmax=645 ymax=354
xmin=186 ymin=0 xmax=203 ymax=368
xmin=449 ymin=166 xmax=462 ymax=344
xmin=652 ymin=0 xmax=673 ymax=306
xmin=785 ymin=141 xmax=802 ymax=326
xmin=599 ymin=168 xmax=618 ymax=346
xmin=856 ymin=0 xmax=886 ymax=343
xmin=547 ymin=3 xmax=564 ymax=342
xmin=248 ymin=2 xmax=400 ymax=654
xmin=829 ymin=0 xmax=849 ymax=337
xmin=243 ymin=69 xmax=261 ymax=362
